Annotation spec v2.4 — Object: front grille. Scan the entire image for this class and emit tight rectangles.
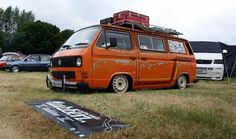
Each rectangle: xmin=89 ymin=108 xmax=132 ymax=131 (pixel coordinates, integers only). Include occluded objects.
xmin=52 ymin=71 xmax=75 ymax=79
xmin=196 ymin=60 xmax=212 ymax=64
xmin=51 ymin=57 xmax=78 ymax=67
xmin=197 ymin=67 xmax=207 ymax=74
xmin=197 ymin=67 xmax=207 ymax=70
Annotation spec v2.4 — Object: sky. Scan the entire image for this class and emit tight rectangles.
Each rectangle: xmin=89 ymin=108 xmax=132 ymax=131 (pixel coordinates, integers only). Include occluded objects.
xmin=0 ymin=0 xmax=236 ymax=44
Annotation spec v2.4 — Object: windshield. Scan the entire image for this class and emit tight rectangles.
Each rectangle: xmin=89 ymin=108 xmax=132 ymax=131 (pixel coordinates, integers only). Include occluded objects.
xmin=0 ymin=55 xmax=13 ymax=61
xmin=60 ymin=26 xmax=99 ymax=50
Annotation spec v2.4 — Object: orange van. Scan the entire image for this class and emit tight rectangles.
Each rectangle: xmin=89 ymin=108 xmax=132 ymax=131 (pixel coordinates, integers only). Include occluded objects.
xmin=46 ymin=22 xmax=196 ymax=93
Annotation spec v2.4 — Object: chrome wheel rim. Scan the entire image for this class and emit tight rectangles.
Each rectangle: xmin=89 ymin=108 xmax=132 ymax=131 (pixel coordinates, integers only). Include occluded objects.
xmin=112 ymin=75 xmax=128 ymax=93
xmin=178 ymin=76 xmax=187 ymax=89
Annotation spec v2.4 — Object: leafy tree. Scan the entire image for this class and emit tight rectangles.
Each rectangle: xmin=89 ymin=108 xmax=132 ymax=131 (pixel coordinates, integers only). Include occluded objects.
xmin=12 ymin=20 xmax=63 ymax=54
xmin=0 ymin=6 xmax=73 ymax=54
xmin=0 ymin=6 xmax=35 ymax=51
xmin=59 ymin=29 xmax=74 ymax=45
xmin=0 ymin=31 xmax=4 ymax=48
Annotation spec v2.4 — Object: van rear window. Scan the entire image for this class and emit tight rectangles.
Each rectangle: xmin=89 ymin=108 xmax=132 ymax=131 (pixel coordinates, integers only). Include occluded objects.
xmin=168 ymin=40 xmax=186 ymax=54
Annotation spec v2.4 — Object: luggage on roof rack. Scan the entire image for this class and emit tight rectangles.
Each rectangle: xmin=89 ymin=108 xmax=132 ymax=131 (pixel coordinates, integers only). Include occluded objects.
xmin=100 ymin=10 xmax=183 ymax=36
xmin=149 ymin=26 xmax=183 ymax=35
xmin=113 ymin=10 xmax=149 ymax=28
xmin=117 ymin=21 xmax=183 ymax=36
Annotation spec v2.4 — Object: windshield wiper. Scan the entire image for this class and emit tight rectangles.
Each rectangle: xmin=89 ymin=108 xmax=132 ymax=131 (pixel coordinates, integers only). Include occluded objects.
xmin=75 ymin=42 xmax=88 ymax=46
xmin=62 ymin=45 xmax=71 ymax=49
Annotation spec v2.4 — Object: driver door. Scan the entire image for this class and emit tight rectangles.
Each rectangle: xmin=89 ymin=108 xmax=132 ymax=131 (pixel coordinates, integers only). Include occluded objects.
xmin=21 ymin=55 xmax=40 ymax=70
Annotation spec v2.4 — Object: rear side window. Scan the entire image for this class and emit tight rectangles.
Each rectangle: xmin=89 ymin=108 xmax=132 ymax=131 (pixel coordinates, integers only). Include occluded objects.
xmin=138 ymin=35 xmax=165 ymax=52
xmin=97 ymin=30 xmax=132 ymax=50
xmin=27 ymin=55 xmax=40 ymax=62
xmin=41 ymin=55 xmax=50 ymax=61
xmin=168 ymin=40 xmax=186 ymax=54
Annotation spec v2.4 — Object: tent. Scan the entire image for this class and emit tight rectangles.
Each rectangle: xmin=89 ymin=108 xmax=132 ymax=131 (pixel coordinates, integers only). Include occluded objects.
xmin=219 ymin=42 xmax=236 ymax=78
xmin=190 ymin=41 xmax=222 ymax=53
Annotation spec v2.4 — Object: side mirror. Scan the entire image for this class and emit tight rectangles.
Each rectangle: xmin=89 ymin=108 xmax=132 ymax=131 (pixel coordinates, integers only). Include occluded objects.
xmin=107 ymin=38 xmax=117 ymax=48
xmin=223 ymin=49 xmax=228 ymax=54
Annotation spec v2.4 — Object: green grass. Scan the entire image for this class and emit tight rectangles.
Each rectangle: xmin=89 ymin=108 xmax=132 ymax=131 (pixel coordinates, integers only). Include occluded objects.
xmin=0 ymin=71 xmax=236 ymax=139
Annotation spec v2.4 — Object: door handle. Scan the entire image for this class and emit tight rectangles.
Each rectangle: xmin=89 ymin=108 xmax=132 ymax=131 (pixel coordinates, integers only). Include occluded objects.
xmin=141 ymin=57 xmax=147 ymax=60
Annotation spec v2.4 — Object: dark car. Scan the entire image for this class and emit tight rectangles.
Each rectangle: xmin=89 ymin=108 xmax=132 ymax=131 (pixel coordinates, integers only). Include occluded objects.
xmin=5 ymin=54 xmax=51 ymax=72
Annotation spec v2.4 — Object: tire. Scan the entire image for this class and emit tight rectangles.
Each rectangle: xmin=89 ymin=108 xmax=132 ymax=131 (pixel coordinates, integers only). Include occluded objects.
xmin=46 ymin=76 xmax=55 ymax=90
xmin=11 ymin=66 xmax=20 ymax=73
xmin=111 ymin=75 xmax=129 ymax=94
xmin=47 ymin=66 xmax=51 ymax=72
xmin=176 ymin=75 xmax=187 ymax=89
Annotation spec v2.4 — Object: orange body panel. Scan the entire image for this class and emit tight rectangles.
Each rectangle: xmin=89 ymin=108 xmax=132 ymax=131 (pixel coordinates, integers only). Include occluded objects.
xmin=50 ymin=24 xmax=196 ymax=90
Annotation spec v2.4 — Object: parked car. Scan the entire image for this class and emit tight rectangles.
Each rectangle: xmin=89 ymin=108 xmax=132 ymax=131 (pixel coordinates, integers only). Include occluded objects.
xmin=0 ymin=52 xmax=26 ymax=70
xmin=5 ymin=54 xmax=51 ymax=72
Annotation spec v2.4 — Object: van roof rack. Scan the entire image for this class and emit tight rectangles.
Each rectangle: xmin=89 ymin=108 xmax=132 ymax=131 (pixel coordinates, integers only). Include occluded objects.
xmin=113 ymin=21 xmax=183 ymax=36
xmin=149 ymin=26 xmax=183 ymax=35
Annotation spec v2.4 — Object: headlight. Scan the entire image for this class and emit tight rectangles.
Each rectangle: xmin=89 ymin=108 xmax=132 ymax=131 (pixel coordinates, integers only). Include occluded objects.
xmin=76 ymin=57 xmax=82 ymax=67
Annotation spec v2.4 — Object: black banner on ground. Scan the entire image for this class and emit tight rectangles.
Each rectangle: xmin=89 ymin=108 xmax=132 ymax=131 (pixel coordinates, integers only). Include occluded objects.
xmin=27 ymin=99 xmax=128 ymax=138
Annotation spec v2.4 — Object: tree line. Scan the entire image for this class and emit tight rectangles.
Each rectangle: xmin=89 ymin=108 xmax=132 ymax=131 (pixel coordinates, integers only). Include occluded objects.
xmin=0 ymin=6 xmax=74 ymax=55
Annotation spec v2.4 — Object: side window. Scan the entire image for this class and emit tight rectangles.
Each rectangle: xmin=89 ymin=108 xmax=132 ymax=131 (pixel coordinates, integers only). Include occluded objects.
xmin=168 ymin=40 xmax=186 ymax=54
xmin=152 ymin=38 xmax=165 ymax=51
xmin=97 ymin=32 xmax=106 ymax=48
xmin=97 ymin=30 xmax=132 ymax=50
xmin=27 ymin=55 xmax=39 ymax=62
xmin=138 ymin=35 xmax=165 ymax=52
xmin=41 ymin=55 xmax=50 ymax=61
xmin=139 ymin=36 xmax=152 ymax=50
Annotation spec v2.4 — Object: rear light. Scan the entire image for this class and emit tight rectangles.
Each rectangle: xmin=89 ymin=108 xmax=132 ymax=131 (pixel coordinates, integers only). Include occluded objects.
xmin=76 ymin=57 xmax=82 ymax=67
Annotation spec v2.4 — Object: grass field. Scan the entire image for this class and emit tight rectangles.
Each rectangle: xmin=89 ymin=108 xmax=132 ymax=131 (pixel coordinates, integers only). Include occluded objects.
xmin=0 ymin=71 xmax=236 ymax=139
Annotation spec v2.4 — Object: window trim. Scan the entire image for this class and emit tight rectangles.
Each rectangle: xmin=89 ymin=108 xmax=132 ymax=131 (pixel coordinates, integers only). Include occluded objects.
xmin=96 ymin=29 xmax=133 ymax=50
xmin=167 ymin=39 xmax=187 ymax=54
xmin=138 ymin=35 xmax=166 ymax=52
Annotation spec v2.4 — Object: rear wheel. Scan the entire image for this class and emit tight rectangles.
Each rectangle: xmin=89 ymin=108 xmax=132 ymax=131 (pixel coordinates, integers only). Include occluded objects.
xmin=11 ymin=66 xmax=20 ymax=73
xmin=176 ymin=75 xmax=187 ymax=89
xmin=111 ymin=75 xmax=129 ymax=94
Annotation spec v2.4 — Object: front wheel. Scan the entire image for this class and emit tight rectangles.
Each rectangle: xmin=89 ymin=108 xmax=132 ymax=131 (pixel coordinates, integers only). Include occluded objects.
xmin=11 ymin=66 xmax=20 ymax=73
xmin=111 ymin=75 xmax=129 ymax=94
xmin=176 ymin=75 xmax=187 ymax=89
xmin=47 ymin=66 xmax=51 ymax=72
xmin=46 ymin=76 xmax=54 ymax=90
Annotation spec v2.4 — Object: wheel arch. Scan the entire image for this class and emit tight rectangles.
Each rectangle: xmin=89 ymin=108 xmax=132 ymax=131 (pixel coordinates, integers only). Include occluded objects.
xmin=107 ymin=72 xmax=134 ymax=90
xmin=177 ymin=72 xmax=190 ymax=83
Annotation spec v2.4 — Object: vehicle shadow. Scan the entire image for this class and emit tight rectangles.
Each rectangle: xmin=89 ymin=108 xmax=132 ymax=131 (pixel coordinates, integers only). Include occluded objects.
xmin=52 ymin=88 xmax=112 ymax=95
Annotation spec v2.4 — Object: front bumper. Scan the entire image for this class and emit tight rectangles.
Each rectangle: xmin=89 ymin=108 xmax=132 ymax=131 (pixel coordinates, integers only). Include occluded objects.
xmin=46 ymin=75 xmax=89 ymax=90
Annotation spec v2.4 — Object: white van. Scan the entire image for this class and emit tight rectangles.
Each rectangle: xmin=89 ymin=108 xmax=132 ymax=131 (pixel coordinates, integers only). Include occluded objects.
xmin=190 ymin=41 xmax=224 ymax=80
xmin=194 ymin=53 xmax=224 ymax=80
